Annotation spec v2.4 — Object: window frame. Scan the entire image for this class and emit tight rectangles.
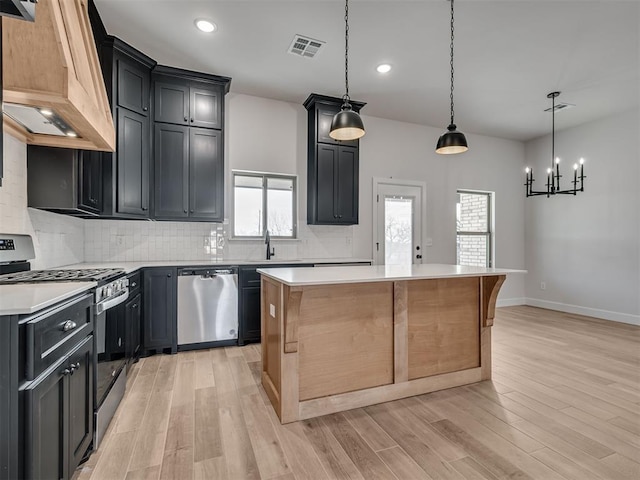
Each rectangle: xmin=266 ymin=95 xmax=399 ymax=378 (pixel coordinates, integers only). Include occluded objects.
xmin=231 ymin=170 xmax=298 ymax=239
xmin=456 ymin=189 xmax=494 ymax=268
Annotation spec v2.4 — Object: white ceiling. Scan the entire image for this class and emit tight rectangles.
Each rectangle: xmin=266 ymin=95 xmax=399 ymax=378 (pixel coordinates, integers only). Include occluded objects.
xmin=93 ymin=0 xmax=639 ymax=142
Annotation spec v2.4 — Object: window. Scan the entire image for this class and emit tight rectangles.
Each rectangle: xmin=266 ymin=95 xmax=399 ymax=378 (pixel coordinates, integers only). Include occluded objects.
xmin=456 ymin=190 xmax=493 ymax=267
xmin=233 ymin=171 xmax=297 ymax=238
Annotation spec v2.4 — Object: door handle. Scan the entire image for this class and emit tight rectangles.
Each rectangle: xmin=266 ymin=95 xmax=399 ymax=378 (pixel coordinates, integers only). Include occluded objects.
xmin=416 ymin=254 xmax=422 ymax=259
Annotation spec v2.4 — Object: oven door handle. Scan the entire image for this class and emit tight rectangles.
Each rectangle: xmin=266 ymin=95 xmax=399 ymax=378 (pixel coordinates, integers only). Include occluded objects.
xmin=96 ymin=290 xmax=130 ymax=314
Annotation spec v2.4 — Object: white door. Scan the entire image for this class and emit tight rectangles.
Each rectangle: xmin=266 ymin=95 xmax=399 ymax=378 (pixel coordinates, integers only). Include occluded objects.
xmin=373 ymin=179 xmax=426 ymax=265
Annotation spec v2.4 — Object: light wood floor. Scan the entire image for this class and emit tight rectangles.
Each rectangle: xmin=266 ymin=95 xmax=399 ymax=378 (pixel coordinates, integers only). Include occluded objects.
xmin=74 ymin=306 xmax=640 ymax=480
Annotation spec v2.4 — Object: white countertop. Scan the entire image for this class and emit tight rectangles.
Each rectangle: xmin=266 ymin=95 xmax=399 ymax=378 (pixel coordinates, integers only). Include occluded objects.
xmin=59 ymin=258 xmax=372 ymax=274
xmin=0 ymin=282 xmax=96 ymax=316
xmin=257 ymin=264 xmax=527 ymax=286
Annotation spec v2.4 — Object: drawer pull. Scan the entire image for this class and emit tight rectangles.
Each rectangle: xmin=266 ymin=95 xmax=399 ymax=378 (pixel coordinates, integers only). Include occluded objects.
xmin=131 ymin=282 xmax=137 ymax=288
xmin=61 ymin=320 xmax=77 ymax=332
xmin=63 ymin=368 xmax=72 ymax=376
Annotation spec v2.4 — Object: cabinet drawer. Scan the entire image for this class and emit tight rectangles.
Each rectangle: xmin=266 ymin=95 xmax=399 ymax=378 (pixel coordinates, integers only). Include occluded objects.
xmin=128 ymin=271 xmax=141 ymax=295
xmin=25 ymin=293 xmax=93 ymax=381
xmin=240 ymin=268 xmax=261 ymax=287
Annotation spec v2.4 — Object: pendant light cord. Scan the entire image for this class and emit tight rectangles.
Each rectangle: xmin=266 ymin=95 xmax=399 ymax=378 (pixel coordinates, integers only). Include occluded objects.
xmin=449 ymin=0 xmax=455 ymax=126
xmin=343 ymin=0 xmax=351 ymax=106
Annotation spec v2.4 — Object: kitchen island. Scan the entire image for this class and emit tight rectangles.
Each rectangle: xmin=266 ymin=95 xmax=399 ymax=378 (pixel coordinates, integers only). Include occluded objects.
xmin=257 ymin=264 xmax=525 ymax=423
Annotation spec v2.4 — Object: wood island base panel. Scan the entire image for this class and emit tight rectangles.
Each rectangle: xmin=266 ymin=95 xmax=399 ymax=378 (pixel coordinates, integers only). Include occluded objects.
xmin=259 ymin=266 xmax=511 ymax=423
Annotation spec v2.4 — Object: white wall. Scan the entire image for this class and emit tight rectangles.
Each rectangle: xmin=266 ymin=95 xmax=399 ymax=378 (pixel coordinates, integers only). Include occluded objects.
xmin=225 ymin=94 xmax=527 ymax=302
xmin=0 ymin=133 xmax=84 ymax=269
xmin=524 ymin=109 xmax=640 ymax=324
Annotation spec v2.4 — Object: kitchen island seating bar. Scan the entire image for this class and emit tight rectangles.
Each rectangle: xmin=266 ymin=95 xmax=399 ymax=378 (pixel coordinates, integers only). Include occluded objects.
xmin=258 ymin=264 xmax=525 ymax=424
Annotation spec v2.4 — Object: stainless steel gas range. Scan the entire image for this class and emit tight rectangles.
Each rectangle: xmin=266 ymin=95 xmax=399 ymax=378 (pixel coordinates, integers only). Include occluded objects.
xmin=0 ymin=234 xmax=131 ymax=449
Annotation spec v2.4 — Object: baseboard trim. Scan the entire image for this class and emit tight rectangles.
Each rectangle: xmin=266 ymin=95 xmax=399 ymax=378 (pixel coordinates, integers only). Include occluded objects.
xmin=525 ymin=298 xmax=640 ymax=326
xmin=497 ymin=297 xmax=526 ymax=308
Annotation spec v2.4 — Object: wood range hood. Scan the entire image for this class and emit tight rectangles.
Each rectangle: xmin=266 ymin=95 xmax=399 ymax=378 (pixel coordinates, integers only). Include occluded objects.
xmin=2 ymin=0 xmax=115 ymax=151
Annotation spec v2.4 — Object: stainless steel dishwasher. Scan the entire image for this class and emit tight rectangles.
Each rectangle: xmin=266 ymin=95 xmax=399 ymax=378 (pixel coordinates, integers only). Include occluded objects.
xmin=177 ymin=267 xmax=238 ymax=348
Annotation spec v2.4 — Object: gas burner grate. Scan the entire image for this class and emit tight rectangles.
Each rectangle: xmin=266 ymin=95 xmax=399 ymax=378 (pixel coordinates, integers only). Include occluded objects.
xmin=0 ymin=268 xmax=125 ymax=284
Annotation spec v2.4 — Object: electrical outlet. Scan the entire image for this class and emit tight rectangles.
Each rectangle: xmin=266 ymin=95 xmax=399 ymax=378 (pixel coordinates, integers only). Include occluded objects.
xmin=540 ymin=281 xmax=546 ymax=291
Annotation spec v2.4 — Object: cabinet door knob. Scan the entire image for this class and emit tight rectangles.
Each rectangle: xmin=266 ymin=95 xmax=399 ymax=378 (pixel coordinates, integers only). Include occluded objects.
xmin=142 ymin=207 xmax=148 ymax=211
xmin=143 ymin=106 xmax=148 ymax=112
xmin=167 ymin=274 xmax=172 ymax=277
xmin=62 ymin=368 xmax=72 ymax=376
xmin=190 ymin=209 xmax=194 ymax=213
xmin=184 ymin=116 xmax=188 ymax=122
xmin=338 ymin=215 xmax=343 ymax=219
xmin=131 ymin=282 xmax=137 ymax=288
xmin=190 ymin=118 xmax=194 ymax=123
xmin=184 ymin=209 xmax=188 ymax=213
xmin=416 ymin=254 xmax=423 ymax=259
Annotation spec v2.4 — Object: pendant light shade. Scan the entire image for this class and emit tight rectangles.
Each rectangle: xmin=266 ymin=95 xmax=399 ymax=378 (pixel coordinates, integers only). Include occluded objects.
xmin=329 ymin=0 xmax=365 ymax=141
xmin=436 ymin=124 xmax=468 ymax=154
xmin=330 ymin=103 xmax=365 ymax=141
xmin=436 ymin=0 xmax=467 ymax=155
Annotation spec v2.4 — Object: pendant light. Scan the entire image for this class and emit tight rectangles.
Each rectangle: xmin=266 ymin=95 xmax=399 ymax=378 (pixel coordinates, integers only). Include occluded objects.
xmin=329 ymin=0 xmax=365 ymax=141
xmin=436 ymin=0 xmax=468 ymax=154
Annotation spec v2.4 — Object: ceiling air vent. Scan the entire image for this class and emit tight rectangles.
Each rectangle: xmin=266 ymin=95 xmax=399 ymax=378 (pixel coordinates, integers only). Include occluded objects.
xmin=287 ymin=34 xmax=325 ymax=58
xmin=544 ymin=102 xmax=575 ymax=112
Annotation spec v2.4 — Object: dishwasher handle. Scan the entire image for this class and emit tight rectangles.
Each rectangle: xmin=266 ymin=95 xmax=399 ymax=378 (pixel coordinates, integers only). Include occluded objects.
xmin=179 ymin=267 xmax=238 ymax=277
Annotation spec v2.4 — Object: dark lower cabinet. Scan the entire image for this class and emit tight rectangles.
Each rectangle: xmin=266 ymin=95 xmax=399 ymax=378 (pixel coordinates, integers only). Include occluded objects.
xmin=143 ymin=268 xmax=177 ymax=353
xmin=125 ymin=293 xmax=142 ymax=361
xmin=239 ymin=285 xmax=261 ymax=345
xmin=24 ymin=334 xmax=93 ymax=480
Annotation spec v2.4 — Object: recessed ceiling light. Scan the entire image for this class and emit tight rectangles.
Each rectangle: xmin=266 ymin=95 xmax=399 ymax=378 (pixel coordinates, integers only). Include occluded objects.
xmin=195 ymin=19 xmax=216 ymax=33
xmin=376 ymin=64 xmax=392 ymax=74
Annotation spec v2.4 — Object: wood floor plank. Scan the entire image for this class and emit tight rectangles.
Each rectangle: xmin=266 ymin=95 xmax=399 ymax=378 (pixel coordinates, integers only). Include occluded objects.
xmin=448 ymin=456 xmax=501 ymax=480
xmin=266 ymin=407 xmax=331 ymax=480
xmin=530 ymin=447 xmax=602 ymax=480
xmin=321 ymin=412 xmax=397 ymax=480
xmin=194 ymin=350 xmax=215 ymax=389
xmin=159 ymin=448 xmax=193 ymax=480
xmin=365 ymin=402 xmax=465 ymax=480
xmin=301 ymin=416 xmax=366 ymax=480
xmin=77 ymin=306 xmax=640 ymax=480
xmin=89 ymin=431 xmax=137 ymax=480
xmin=194 ymin=387 xmax=222 ymax=461
xmin=194 ymin=457 xmax=228 ymax=480
xmin=430 ymin=419 xmax=532 ymax=480
xmin=240 ymin=391 xmax=292 ymax=479
xmin=342 ymin=409 xmax=397 ymax=452
xmin=377 ymin=446 xmax=433 ymax=480
xmin=124 ymin=465 xmax=161 ymax=480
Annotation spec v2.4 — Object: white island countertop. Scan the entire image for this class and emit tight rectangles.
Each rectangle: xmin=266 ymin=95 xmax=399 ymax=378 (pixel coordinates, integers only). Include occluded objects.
xmin=257 ymin=263 xmax=526 ymax=286
xmin=0 ymin=282 xmax=96 ymax=316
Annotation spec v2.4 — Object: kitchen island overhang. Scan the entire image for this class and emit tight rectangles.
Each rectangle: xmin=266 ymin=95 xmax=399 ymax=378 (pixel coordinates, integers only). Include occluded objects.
xmin=257 ymin=264 xmax=526 ymax=424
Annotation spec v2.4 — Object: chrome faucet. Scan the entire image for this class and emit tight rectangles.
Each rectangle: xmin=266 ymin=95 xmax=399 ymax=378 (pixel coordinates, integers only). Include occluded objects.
xmin=265 ymin=230 xmax=275 ymax=260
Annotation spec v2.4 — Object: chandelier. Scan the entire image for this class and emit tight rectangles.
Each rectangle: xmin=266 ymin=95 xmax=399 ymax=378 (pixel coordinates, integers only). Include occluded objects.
xmin=525 ymin=92 xmax=585 ymax=197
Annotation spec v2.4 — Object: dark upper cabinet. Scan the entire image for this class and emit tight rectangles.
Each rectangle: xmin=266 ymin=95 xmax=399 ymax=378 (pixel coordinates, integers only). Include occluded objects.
xmin=79 ymin=150 xmax=103 ymax=213
xmin=189 ymin=128 xmax=223 ymax=220
xmin=152 ymin=66 xmax=229 ymax=222
xmin=143 ymin=268 xmax=177 ymax=353
xmin=154 ymin=126 xmax=223 ymax=221
xmin=116 ymin=108 xmax=150 ymax=216
xmin=27 ymin=146 xmax=102 ymax=216
xmin=154 ymin=81 xmax=189 ymax=125
xmin=24 ymin=335 xmax=93 ymax=480
xmin=117 ymin=56 xmax=151 ymax=116
xmin=190 ymin=87 xmax=222 ymax=129
xmin=153 ymin=66 xmax=229 ymax=129
xmin=304 ymin=94 xmax=365 ymax=225
xmin=310 ymin=144 xmax=359 ymax=225
xmin=98 ymin=37 xmax=156 ymax=219
xmin=154 ymin=123 xmax=189 ymax=219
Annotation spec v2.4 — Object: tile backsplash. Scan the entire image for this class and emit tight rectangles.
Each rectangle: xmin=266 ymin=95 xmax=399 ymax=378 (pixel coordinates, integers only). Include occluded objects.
xmin=84 ymin=220 xmax=225 ymax=262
